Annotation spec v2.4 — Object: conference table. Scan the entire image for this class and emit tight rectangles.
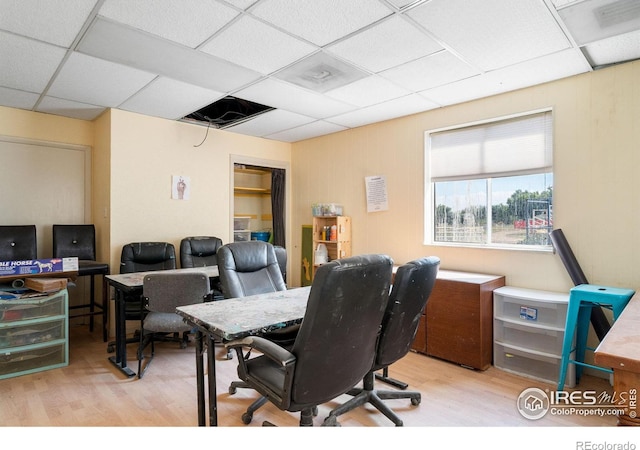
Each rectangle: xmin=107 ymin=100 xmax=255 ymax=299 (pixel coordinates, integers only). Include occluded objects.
xmin=176 ymin=286 xmax=311 ymax=426
xmin=105 ymin=266 xmax=220 ymax=378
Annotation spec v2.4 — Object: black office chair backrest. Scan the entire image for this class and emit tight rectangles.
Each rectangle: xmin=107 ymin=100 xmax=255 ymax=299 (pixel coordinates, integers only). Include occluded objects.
xmin=290 ymin=254 xmax=393 ymax=407
xmin=217 ymin=241 xmax=286 ymax=298
xmin=180 ymin=236 xmax=223 ymax=268
xmin=273 ymin=245 xmax=287 ymax=282
xmin=375 ymin=256 xmax=440 ymax=370
xmin=0 ymin=225 xmax=37 ymax=261
xmin=52 ymin=224 xmax=96 ymax=260
xmin=120 ymin=242 xmax=176 ymax=274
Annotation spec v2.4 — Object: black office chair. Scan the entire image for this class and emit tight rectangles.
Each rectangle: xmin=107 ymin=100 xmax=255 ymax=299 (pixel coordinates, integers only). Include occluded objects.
xmin=0 ymin=225 xmax=37 ymax=261
xmin=323 ymin=256 xmax=440 ymax=427
xmin=219 ymin=241 xmax=297 ymax=410
xmin=52 ymin=224 xmax=110 ymax=341
xmin=274 ymin=245 xmax=287 ymax=283
xmin=106 ymin=242 xmax=177 ymax=353
xmin=226 ymin=254 xmax=394 ymax=426
xmin=179 ymin=236 xmax=224 ymax=300
xmin=137 ymin=272 xmax=210 ymax=378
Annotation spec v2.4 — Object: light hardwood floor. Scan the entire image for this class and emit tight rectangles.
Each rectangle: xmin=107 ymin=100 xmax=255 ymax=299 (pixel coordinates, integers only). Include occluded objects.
xmin=0 ymin=323 xmax=625 ymax=432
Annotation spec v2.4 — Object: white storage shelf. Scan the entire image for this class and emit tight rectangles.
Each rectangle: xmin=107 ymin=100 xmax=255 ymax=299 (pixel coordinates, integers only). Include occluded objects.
xmin=493 ymin=286 xmax=575 ymax=387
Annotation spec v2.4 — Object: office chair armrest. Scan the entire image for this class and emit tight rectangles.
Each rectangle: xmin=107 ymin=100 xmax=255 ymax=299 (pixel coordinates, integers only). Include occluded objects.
xmin=226 ymin=336 xmax=296 ymax=367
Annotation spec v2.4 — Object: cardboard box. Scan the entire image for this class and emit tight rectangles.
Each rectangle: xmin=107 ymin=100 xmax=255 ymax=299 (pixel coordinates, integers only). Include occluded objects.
xmin=24 ymin=277 xmax=68 ymax=293
xmin=0 ymin=257 xmax=78 ymax=277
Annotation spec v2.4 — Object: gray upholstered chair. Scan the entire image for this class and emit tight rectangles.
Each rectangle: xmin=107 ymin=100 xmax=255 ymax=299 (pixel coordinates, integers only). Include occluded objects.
xmin=0 ymin=225 xmax=37 ymax=261
xmin=226 ymin=254 xmax=394 ymax=426
xmin=137 ymin=271 xmax=210 ymax=378
xmin=180 ymin=236 xmax=224 ymax=300
xmin=323 ymin=256 xmax=440 ymax=426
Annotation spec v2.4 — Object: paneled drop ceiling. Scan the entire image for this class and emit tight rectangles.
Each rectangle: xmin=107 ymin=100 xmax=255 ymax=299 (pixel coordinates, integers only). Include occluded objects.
xmin=1 ymin=0 xmax=639 ymax=142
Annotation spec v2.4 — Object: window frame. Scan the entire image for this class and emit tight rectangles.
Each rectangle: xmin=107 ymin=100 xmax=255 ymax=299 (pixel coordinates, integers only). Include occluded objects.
xmin=424 ymin=108 xmax=554 ymax=252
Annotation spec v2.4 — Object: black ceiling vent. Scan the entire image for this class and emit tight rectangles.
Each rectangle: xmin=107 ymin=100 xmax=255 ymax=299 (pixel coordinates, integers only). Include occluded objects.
xmin=181 ymin=96 xmax=275 ymax=129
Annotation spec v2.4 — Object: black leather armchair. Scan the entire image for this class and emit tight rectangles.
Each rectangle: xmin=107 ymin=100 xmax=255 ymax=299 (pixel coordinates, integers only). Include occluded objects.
xmin=107 ymin=242 xmax=177 ymax=353
xmin=217 ymin=240 xmax=286 ymax=298
xmin=180 ymin=236 xmax=223 ymax=300
xmin=52 ymin=224 xmax=110 ymax=341
xmin=226 ymin=254 xmax=394 ymax=426
xmin=323 ymin=256 xmax=440 ymax=426
xmin=0 ymin=225 xmax=37 ymax=261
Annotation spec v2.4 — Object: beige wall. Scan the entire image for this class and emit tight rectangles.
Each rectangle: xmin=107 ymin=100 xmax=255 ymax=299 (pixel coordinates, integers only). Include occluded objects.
xmin=290 ymin=59 xmax=640 ymax=294
xmin=105 ymin=109 xmax=292 ymax=273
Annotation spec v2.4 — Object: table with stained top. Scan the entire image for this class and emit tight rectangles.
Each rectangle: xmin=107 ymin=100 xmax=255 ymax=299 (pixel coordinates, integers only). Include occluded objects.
xmin=176 ymin=286 xmax=311 ymax=426
xmin=105 ymin=266 xmax=219 ymax=378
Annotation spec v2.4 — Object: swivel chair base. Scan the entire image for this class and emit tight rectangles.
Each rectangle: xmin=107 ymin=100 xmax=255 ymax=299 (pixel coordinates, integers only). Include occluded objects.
xmin=323 ymin=370 xmax=420 ymax=427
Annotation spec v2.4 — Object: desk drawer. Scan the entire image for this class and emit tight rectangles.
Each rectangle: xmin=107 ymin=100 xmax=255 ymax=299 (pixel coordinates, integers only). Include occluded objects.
xmin=0 ymin=293 xmax=65 ymax=323
xmin=0 ymin=342 xmax=67 ymax=378
xmin=0 ymin=318 xmax=65 ymax=348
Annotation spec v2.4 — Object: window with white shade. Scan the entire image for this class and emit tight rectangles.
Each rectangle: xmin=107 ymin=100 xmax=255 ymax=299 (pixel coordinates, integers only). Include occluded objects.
xmin=426 ymin=110 xmax=553 ymax=249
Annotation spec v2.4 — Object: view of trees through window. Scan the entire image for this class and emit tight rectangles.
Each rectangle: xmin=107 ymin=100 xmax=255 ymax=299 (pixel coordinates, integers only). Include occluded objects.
xmin=433 ymin=173 xmax=553 ymax=247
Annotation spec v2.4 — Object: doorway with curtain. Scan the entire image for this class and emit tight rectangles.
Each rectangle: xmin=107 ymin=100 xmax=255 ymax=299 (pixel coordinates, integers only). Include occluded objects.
xmin=231 ymin=158 xmax=287 ymax=249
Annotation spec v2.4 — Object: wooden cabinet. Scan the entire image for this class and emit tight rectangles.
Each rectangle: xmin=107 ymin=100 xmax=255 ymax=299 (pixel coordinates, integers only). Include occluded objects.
xmin=312 ymin=216 xmax=351 ymax=279
xmin=0 ymin=289 xmax=69 ymax=379
xmin=421 ymin=270 xmax=505 ymax=370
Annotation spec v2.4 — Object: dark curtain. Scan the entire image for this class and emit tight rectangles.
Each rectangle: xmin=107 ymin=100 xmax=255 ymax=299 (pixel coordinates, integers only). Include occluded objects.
xmin=271 ymin=168 xmax=285 ymax=248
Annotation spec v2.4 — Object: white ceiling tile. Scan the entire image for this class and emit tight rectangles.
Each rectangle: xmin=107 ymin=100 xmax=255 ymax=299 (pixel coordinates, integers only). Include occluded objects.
xmin=326 ymin=75 xmax=411 ymax=107
xmin=221 ymin=0 xmax=260 ymax=10
xmin=0 ymin=86 xmax=39 ymax=110
xmin=0 ymin=32 xmax=67 ymax=92
xmin=328 ymin=93 xmax=439 ymax=128
xmin=265 ymin=120 xmax=348 ymax=142
xmin=48 ymin=52 xmax=156 ymax=107
xmin=0 ymin=0 xmax=98 ymax=47
xmin=225 ymin=109 xmax=315 ymax=136
xmin=326 ymin=15 xmax=443 ymax=73
xmin=77 ymin=18 xmax=262 ymax=92
xmin=582 ymin=29 xmax=640 ymax=67
xmin=408 ymin=0 xmax=571 ymax=71
xmin=36 ymin=96 xmax=106 ymax=120
xmin=119 ymin=77 xmax=225 ymax=120
xmin=97 ymin=0 xmax=239 ymax=48
xmin=251 ymin=0 xmax=393 ymax=46
xmin=235 ymin=78 xmax=357 ymax=118
xmin=558 ymin=0 xmax=640 ymax=46
xmin=422 ymin=49 xmax=592 ymax=106
xmin=380 ymin=50 xmax=479 ymax=92
xmin=200 ymin=15 xmax=316 ymax=75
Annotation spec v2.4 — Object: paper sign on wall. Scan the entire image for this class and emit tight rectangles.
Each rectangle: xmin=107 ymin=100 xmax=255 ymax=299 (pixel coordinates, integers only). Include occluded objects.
xmin=365 ymin=175 xmax=388 ymax=213
xmin=172 ymin=175 xmax=190 ymax=200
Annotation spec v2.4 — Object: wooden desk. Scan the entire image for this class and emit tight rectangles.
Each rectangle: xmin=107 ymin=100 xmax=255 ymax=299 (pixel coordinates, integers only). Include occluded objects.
xmin=419 ymin=270 xmax=505 ymax=370
xmin=176 ymin=286 xmax=310 ymax=426
xmin=106 ymin=266 xmax=219 ymax=378
xmin=594 ymin=294 xmax=640 ymax=426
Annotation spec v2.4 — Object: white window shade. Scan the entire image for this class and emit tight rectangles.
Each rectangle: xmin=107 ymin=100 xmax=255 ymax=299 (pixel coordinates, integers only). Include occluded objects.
xmin=429 ymin=111 xmax=553 ymax=182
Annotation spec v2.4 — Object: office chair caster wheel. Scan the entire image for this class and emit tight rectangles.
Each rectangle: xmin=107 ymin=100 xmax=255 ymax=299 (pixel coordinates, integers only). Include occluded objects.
xmin=229 ymin=386 xmax=237 ymax=395
xmin=312 ymin=406 xmax=318 ymax=416
xmin=107 ymin=344 xmax=115 ymax=353
xmin=180 ymin=341 xmax=187 ymax=349
xmin=241 ymin=412 xmax=253 ymax=425
xmin=411 ymin=397 xmax=420 ymax=406
xmin=322 ymin=416 xmax=340 ymax=427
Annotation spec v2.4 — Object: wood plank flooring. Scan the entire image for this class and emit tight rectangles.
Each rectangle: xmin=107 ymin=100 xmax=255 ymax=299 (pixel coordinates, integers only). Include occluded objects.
xmin=0 ymin=324 xmax=632 ymax=445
